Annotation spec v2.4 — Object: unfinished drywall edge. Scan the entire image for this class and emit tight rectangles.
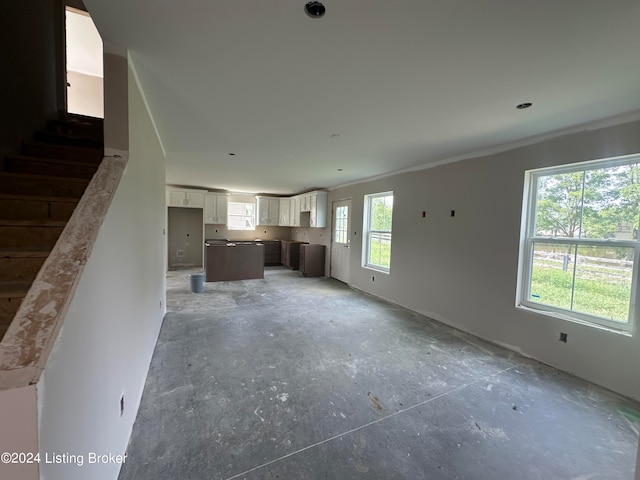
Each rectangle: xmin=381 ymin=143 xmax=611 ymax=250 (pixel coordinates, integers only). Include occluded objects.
xmin=0 ymin=149 xmax=128 ymax=391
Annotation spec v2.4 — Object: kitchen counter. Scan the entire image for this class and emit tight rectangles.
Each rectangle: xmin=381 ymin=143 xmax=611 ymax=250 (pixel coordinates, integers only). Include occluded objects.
xmin=205 ymin=242 xmax=264 ymax=282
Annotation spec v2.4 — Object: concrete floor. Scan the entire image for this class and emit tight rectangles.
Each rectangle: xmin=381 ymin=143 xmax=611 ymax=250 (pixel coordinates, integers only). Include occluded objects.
xmin=119 ymin=267 xmax=640 ymax=480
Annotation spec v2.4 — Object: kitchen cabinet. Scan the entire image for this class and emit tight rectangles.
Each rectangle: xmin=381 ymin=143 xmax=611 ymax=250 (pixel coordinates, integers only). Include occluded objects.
xmin=166 ymin=187 xmax=206 ymax=208
xmin=281 ymin=240 xmax=307 ymax=270
xmin=279 ymin=198 xmax=291 ymax=226
xmin=261 ymin=240 xmax=281 ymax=265
xmin=257 ymin=197 xmax=280 ymax=226
xmin=309 ymin=191 xmax=328 ymax=228
xmin=204 ymin=193 xmax=228 ymax=224
xmin=300 ymin=194 xmax=311 ymax=212
xmin=205 ymin=243 xmax=264 ymax=281
xmin=291 ymin=196 xmax=301 ymax=227
xmin=300 ymin=244 xmax=326 ymax=277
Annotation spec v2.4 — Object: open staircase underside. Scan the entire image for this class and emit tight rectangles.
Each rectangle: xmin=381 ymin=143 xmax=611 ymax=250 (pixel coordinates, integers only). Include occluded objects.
xmin=0 ymin=113 xmax=104 ymax=340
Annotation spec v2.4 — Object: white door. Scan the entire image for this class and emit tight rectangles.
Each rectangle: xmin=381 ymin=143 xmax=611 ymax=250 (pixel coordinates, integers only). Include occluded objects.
xmin=331 ymin=200 xmax=351 ymax=283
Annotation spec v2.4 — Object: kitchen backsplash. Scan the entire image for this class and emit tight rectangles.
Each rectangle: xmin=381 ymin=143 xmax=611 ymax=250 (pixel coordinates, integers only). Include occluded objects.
xmin=205 ymin=225 xmax=294 ymax=241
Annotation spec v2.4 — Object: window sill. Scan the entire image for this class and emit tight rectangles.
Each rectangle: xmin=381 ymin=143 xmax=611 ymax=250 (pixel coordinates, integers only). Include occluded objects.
xmin=363 ymin=265 xmax=390 ymax=275
xmin=516 ymin=304 xmax=633 ymax=337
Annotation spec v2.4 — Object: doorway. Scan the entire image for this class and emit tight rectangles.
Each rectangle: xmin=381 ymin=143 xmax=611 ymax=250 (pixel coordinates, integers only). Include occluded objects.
xmin=331 ymin=199 xmax=351 ymax=283
xmin=65 ymin=6 xmax=103 ymax=118
xmin=167 ymin=208 xmax=204 ymax=269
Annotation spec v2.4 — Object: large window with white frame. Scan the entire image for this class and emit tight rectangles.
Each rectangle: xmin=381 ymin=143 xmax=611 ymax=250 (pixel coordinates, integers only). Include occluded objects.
xmin=363 ymin=192 xmax=393 ymax=272
xmin=518 ymin=154 xmax=640 ymax=332
xmin=227 ymin=202 xmax=255 ymax=230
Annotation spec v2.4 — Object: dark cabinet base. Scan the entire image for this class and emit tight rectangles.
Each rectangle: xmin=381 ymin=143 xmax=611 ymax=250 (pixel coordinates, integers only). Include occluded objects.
xmin=300 ymin=244 xmax=326 ymax=277
xmin=205 ymin=244 xmax=264 ymax=281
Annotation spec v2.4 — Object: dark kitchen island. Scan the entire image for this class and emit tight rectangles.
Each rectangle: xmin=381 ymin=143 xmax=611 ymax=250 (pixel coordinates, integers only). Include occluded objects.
xmin=205 ymin=242 xmax=265 ymax=282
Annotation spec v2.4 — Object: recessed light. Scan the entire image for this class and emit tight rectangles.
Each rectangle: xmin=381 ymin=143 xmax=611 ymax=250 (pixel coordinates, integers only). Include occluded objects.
xmin=304 ymin=1 xmax=326 ymax=18
xmin=516 ymin=102 xmax=533 ymax=110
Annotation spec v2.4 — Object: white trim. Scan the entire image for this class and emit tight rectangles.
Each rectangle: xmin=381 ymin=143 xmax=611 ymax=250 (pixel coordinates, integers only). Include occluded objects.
xmin=517 ymin=155 xmax=640 ymax=333
xmin=362 ymin=192 xmax=393 ymax=273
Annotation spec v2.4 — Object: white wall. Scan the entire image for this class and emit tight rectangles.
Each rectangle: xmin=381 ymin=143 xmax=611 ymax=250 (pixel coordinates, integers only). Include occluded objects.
xmin=36 ymin=62 xmax=166 ymax=480
xmin=67 ymin=71 xmax=104 ymax=118
xmin=0 ymin=386 xmax=38 ymax=480
xmin=327 ymin=119 xmax=640 ymax=401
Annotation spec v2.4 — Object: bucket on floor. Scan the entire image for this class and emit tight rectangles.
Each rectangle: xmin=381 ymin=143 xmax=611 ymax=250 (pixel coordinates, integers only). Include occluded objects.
xmin=189 ymin=272 xmax=206 ymax=293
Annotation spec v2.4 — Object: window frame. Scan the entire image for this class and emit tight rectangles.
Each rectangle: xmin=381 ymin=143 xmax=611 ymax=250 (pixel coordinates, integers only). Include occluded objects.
xmin=517 ymin=154 xmax=640 ymax=334
xmin=227 ymin=202 xmax=256 ymax=231
xmin=363 ymin=191 xmax=393 ymax=273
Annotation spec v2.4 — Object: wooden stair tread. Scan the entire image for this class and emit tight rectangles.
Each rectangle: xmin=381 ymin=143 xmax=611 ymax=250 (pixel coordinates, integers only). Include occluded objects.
xmin=0 ymin=281 xmax=31 ymax=298
xmin=0 ymin=219 xmax=66 ymax=227
xmin=0 ymin=248 xmax=51 ymax=258
xmin=0 ymin=171 xmax=91 ymax=183
xmin=0 ymin=193 xmax=79 ymax=203
xmin=24 ymin=140 xmax=103 ymax=152
xmin=7 ymin=155 xmax=100 ymax=168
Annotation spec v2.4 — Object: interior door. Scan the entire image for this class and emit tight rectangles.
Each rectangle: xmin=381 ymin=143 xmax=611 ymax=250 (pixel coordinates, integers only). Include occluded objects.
xmin=331 ymin=200 xmax=351 ymax=283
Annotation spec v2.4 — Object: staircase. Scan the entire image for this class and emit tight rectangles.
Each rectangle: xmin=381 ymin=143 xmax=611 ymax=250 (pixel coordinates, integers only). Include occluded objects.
xmin=0 ymin=114 xmax=104 ymax=341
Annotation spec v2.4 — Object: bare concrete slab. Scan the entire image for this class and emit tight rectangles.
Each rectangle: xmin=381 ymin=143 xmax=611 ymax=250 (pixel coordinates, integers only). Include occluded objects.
xmin=119 ymin=267 xmax=640 ymax=480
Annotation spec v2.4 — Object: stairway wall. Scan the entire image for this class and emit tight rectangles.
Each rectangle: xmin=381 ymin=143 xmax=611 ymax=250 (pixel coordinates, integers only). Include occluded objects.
xmin=0 ymin=0 xmax=66 ymax=158
xmin=36 ymin=60 xmax=166 ymax=480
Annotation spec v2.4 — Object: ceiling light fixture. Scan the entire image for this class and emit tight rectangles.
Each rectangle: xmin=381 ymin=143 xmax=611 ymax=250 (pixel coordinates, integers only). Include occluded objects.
xmin=304 ymin=1 xmax=326 ymax=18
xmin=516 ymin=102 xmax=533 ymax=110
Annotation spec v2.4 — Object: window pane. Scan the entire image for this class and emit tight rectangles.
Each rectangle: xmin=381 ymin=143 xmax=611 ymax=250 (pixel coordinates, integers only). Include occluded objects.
xmin=582 ymin=163 xmax=640 ymax=241
xmin=529 ymin=242 xmax=575 ymax=309
xmin=572 ymin=245 xmax=633 ymax=322
xmin=371 ymin=195 xmax=393 ymax=231
xmin=368 ymin=232 xmax=391 ymax=269
xmin=228 ymin=202 xmax=255 ymax=230
xmin=534 ymin=172 xmax=584 ymax=238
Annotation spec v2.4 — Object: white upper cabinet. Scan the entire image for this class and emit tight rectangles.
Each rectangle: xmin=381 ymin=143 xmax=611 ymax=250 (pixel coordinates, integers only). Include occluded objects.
xmin=291 ymin=196 xmax=301 ymax=227
xmin=300 ymin=194 xmax=312 ymax=212
xmin=167 ymin=187 xmax=206 ymax=208
xmin=279 ymin=197 xmax=291 ymax=226
xmin=204 ymin=194 xmax=228 ymax=224
xmin=309 ymin=191 xmax=328 ymax=227
xmin=257 ymin=197 xmax=280 ymax=226
xmin=289 ymin=191 xmax=328 ymax=228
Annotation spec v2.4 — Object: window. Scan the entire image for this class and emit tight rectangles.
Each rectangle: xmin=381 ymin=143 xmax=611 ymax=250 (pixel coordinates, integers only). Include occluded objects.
xmin=334 ymin=205 xmax=349 ymax=244
xmin=518 ymin=155 xmax=640 ymax=332
xmin=363 ymin=192 xmax=393 ymax=272
xmin=228 ymin=202 xmax=255 ymax=230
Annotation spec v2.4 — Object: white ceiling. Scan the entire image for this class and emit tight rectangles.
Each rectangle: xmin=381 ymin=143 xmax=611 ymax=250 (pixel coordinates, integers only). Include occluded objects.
xmin=83 ymin=0 xmax=640 ymax=195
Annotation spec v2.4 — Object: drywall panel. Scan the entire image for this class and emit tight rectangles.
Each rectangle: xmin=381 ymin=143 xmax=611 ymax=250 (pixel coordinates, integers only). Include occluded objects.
xmin=327 ymin=119 xmax=640 ymax=401
xmin=36 ymin=60 xmax=166 ymax=480
xmin=0 ymin=385 xmax=38 ymax=480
